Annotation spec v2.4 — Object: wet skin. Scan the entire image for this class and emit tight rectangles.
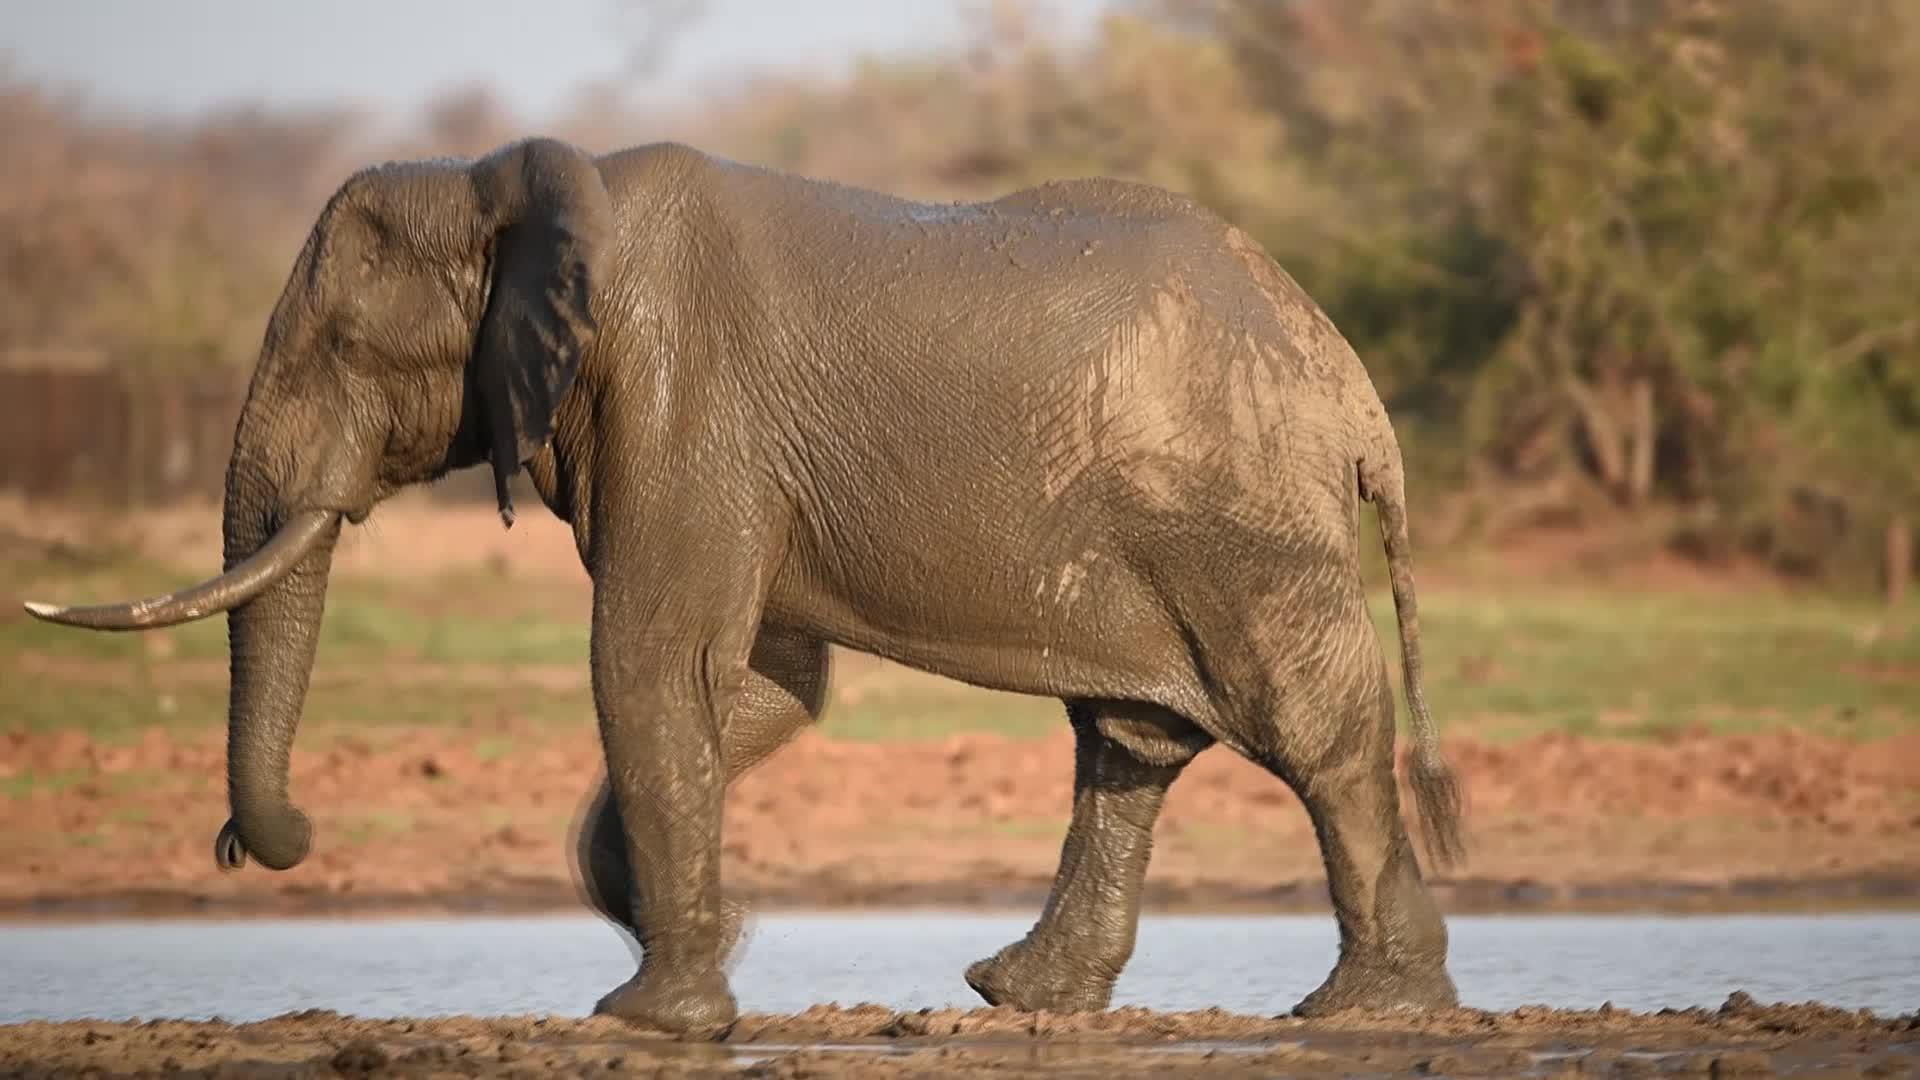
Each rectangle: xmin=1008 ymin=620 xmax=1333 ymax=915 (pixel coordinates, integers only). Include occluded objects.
xmin=26 ymin=137 xmax=1466 ymax=1036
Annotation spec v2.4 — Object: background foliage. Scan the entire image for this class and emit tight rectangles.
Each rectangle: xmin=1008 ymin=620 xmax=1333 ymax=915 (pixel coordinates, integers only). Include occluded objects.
xmin=3 ymin=0 xmax=1914 ymax=589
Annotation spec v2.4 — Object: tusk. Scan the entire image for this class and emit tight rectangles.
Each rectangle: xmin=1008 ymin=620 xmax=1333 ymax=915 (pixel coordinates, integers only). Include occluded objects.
xmin=21 ymin=510 xmax=339 ymax=631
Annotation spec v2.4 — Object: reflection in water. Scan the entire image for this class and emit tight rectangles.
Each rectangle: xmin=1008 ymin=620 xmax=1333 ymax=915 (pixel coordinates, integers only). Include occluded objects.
xmin=1 ymin=912 xmax=1916 ymax=1024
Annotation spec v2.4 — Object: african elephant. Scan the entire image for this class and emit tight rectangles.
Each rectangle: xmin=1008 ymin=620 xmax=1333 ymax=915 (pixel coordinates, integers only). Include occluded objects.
xmin=26 ymin=136 xmax=1467 ymax=1036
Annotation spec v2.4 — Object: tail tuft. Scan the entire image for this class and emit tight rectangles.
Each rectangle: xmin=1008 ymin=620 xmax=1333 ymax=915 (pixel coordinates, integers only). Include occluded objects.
xmin=1409 ymin=746 xmax=1467 ymax=872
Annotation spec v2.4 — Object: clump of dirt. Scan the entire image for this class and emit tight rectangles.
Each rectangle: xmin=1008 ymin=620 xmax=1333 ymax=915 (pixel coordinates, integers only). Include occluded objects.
xmin=4 ymin=720 xmax=1919 ymax=918
xmin=2 ymin=997 xmax=1915 ymax=1078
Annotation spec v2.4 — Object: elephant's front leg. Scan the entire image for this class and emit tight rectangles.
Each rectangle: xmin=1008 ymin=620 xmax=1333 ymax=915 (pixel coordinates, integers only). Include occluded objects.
xmin=585 ymin=539 xmax=772 ymax=1037
xmin=966 ymin=700 xmax=1210 ymax=1011
xmin=577 ymin=629 xmax=829 ymax=965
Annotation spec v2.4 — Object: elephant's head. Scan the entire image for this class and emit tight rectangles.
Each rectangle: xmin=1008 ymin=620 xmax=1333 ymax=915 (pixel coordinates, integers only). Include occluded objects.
xmin=23 ymin=137 xmax=615 ymax=873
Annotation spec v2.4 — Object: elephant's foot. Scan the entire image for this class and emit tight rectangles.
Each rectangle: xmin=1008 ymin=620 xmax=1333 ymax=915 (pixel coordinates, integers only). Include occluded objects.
xmin=593 ymin=964 xmax=738 ymax=1038
xmin=964 ymin=938 xmax=1120 ymax=1013
xmin=1290 ymin=955 xmax=1458 ymax=1017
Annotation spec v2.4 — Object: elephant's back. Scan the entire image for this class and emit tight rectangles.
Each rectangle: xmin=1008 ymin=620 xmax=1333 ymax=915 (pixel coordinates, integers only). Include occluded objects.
xmin=639 ymin=145 xmax=1375 ymax=518
xmin=599 ymin=143 xmax=1243 ymax=291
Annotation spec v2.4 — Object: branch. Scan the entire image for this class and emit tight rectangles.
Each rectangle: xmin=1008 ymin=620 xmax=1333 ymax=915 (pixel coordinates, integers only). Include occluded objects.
xmin=1825 ymin=318 xmax=1920 ymax=369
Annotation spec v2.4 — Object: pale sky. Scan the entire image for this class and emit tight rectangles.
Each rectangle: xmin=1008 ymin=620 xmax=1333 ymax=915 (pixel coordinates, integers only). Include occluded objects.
xmin=3 ymin=0 xmax=1112 ymax=121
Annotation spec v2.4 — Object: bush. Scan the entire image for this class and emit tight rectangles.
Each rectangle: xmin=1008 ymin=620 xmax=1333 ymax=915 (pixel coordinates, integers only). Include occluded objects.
xmin=4 ymin=0 xmax=1914 ymax=589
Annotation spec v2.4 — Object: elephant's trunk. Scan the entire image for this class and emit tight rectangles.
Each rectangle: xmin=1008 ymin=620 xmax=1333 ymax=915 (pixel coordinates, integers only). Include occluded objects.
xmin=218 ymin=462 xmax=342 ymax=872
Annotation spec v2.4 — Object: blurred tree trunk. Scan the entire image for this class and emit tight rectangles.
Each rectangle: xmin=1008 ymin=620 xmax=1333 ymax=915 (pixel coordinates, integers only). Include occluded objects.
xmin=1889 ymin=516 xmax=1913 ymax=610
xmin=1564 ymin=371 xmax=1659 ymax=505
xmin=1626 ymin=376 xmax=1656 ymax=505
xmin=1565 ymin=375 xmax=1626 ymax=497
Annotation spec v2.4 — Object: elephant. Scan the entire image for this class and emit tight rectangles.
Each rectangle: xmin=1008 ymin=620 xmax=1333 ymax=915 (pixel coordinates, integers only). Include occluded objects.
xmin=25 ymin=136 xmax=1467 ymax=1036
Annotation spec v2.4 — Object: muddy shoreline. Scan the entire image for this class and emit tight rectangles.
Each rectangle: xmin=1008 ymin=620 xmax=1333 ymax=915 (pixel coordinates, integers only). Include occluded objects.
xmin=6 ymin=870 xmax=1920 ymax=924
xmin=8 ymin=723 xmax=1920 ymax=930
xmin=4 ymin=997 xmax=1917 ymax=1078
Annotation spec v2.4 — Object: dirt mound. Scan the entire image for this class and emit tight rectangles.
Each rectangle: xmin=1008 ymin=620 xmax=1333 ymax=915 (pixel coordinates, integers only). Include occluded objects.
xmin=2 ymin=996 xmax=1915 ymax=1078
xmin=3 ymin=721 xmax=1918 ymax=918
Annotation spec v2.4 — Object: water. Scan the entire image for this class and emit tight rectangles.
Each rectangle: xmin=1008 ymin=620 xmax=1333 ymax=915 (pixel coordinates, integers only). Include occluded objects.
xmin=1 ymin=912 xmax=1915 ymax=1025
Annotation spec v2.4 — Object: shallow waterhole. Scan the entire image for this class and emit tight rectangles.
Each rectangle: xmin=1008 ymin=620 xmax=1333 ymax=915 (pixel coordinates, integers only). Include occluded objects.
xmin=3 ymin=911 xmax=1916 ymax=1024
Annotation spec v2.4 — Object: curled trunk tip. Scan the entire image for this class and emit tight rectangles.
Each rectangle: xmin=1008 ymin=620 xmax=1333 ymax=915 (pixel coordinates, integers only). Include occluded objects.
xmin=219 ymin=807 xmax=313 ymax=872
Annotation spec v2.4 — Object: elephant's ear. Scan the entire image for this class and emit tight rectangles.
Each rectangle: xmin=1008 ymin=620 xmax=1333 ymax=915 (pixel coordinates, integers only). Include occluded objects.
xmin=469 ymin=139 xmax=615 ymax=528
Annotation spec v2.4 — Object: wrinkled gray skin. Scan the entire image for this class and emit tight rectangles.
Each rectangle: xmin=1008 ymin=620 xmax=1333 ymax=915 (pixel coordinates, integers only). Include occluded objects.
xmin=27 ymin=138 xmax=1467 ymax=1037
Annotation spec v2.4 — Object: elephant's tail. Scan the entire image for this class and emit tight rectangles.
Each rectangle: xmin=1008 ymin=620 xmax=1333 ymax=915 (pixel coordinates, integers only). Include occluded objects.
xmin=1360 ymin=452 xmax=1467 ymax=873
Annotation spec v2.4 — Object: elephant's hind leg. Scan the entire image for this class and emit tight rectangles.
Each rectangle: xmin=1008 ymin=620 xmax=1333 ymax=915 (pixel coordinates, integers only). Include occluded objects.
xmin=1253 ymin=630 xmax=1456 ymax=1015
xmin=965 ymin=699 xmax=1211 ymax=1011
xmin=577 ymin=628 xmax=828 ymax=961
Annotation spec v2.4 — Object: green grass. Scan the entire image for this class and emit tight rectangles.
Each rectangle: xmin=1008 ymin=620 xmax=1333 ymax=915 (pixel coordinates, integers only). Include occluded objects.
xmin=473 ymin=735 xmax=518 ymax=763
xmin=822 ymin=685 xmax=1063 ymax=741
xmin=3 ymin=548 xmax=588 ymax=667
xmin=1369 ymin=586 xmax=1920 ymax=742
xmin=0 ymin=672 xmax=589 ymax=740
xmin=0 ymin=768 xmax=88 ymax=799
xmin=4 ymin=545 xmax=593 ymax=737
xmin=6 ymin=542 xmax=1916 ymax=745
xmin=316 ymin=594 xmax=587 ymax=667
xmin=340 ymin=809 xmax=414 ymax=845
